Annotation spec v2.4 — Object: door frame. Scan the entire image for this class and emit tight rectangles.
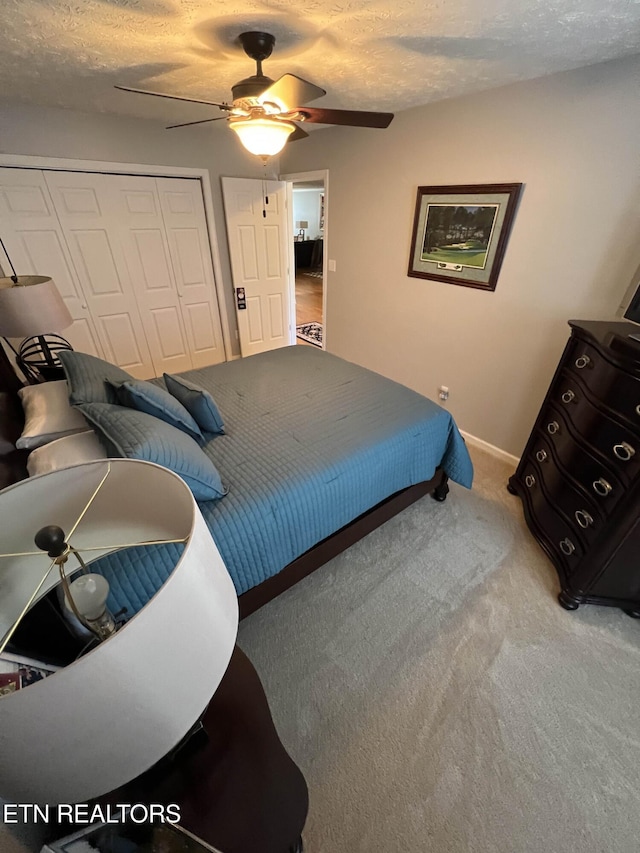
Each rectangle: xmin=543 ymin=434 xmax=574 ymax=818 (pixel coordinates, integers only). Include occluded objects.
xmin=280 ymin=169 xmax=328 ymax=349
xmin=0 ymin=154 xmax=234 ymax=362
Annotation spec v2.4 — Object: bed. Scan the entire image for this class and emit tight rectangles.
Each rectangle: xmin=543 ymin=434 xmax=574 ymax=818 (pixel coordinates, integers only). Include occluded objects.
xmin=0 ymin=344 xmax=473 ymax=620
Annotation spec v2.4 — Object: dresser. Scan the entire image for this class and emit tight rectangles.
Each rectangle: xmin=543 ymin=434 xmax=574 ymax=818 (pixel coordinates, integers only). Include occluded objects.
xmin=508 ymin=319 xmax=640 ymax=616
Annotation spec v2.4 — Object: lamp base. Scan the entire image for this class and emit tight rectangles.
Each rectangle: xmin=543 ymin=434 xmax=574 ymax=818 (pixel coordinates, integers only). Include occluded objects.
xmin=18 ymin=334 xmax=72 ymax=383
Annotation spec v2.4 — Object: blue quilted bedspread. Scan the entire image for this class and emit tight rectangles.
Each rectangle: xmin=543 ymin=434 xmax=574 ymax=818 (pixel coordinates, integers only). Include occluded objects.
xmin=97 ymin=346 xmax=473 ymax=616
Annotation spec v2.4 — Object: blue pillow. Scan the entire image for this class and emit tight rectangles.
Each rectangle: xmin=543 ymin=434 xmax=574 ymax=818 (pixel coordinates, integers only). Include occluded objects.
xmin=78 ymin=402 xmax=227 ymax=501
xmin=109 ymin=379 xmax=203 ymax=442
xmin=58 ymin=351 xmax=133 ymax=406
xmin=163 ymin=373 xmax=225 ymax=435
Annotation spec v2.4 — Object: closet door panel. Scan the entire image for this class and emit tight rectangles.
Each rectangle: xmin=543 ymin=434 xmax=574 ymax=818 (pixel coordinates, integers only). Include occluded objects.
xmin=44 ymin=171 xmax=154 ymax=378
xmin=157 ymin=178 xmax=225 ymax=368
xmin=0 ymin=168 xmax=103 ymax=358
xmin=106 ymin=175 xmax=192 ymax=375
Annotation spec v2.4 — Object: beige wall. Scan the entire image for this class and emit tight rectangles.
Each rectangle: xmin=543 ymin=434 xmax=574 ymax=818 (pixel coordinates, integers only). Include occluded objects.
xmin=282 ymin=54 xmax=640 ymax=457
xmin=0 ymin=101 xmax=277 ymax=357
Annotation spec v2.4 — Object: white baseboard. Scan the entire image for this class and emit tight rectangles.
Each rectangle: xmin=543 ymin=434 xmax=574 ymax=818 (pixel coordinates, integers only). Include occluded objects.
xmin=460 ymin=430 xmax=520 ymax=467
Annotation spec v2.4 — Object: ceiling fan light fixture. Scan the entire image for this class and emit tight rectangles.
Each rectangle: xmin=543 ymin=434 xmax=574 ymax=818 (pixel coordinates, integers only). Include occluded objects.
xmin=229 ymin=117 xmax=296 ymax=158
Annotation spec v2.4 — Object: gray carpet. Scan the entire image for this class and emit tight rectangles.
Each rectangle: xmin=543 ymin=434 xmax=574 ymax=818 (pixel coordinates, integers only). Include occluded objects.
xmin=238 ymin=446 xmax=640 ymax=853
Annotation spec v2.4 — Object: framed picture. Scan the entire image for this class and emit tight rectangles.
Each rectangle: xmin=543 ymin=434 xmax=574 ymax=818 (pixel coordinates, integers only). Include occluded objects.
xmin=319 ymin=194 xmax=325 ymax=231
xmin=407 ymin=183 xmax=523 ymax=291
xmin=0 ymin=651 xmax=59 ymax=696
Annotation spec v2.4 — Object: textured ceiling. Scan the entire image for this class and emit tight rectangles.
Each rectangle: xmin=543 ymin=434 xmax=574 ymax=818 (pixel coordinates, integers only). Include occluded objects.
xmin=1 ymin=0 xmax=640 ymax=129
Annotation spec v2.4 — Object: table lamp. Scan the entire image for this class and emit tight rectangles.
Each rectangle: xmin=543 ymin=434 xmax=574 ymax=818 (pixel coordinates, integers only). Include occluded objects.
xmin=296 ymin=221 xmax=309 ymax=240
xmin=0 ymin=459 xmax=238 ymax=805
xmin=0 ymin=271 xmax=73 ymax=382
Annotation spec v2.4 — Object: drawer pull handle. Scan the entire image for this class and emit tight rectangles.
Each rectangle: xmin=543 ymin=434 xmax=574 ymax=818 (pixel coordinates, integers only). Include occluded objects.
xmin=561 ymin=390 xmax=575 ymax=403
xmin=559 ymin=538 xmax=576 ymax=556
xmin=536 ymin=449 xmax=548 ymax=463
xmin=574 ymin=510 xmax=594 ymax=529
xmin=636 ymin=404 xmax=640 ymax=417
xmin=575 ymin=355 xmax=591 ymax=369
xmin=547 ymin=421 xmax=560 ymax=435
xmin=525 ymin=474 xmax=536 ymax=488
xmin=613 ymin=442 xmax=635 ymax=461
xmin=592 ymin=478 xmax=612 ymax=497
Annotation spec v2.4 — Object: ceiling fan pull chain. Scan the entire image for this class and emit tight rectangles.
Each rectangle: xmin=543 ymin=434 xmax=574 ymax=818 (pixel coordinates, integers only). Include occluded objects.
xmin=262 ymin=173 xmax=269 ymax=217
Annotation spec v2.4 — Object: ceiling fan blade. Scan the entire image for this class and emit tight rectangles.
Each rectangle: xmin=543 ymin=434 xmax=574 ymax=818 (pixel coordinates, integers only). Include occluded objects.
xmin=288 ymin=125 xmax=309 ymax=142
xmin=115 ymin=85 xmax=230 ymax=110
xmin=298 ymin=107 xmax=394 ymax=129
xmin=166 ymin=116 xmax=228 ymax=129
xmin=260 ymin=74 xmax=326 ymax=110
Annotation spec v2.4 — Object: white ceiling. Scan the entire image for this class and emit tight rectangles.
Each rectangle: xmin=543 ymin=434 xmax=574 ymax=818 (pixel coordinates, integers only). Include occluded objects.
xmin=2 ymin=0 xmax=640 ymax=130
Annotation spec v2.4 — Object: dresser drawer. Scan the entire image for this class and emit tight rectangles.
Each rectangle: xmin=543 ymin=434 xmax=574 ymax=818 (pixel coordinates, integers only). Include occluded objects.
xmin=527 ymin=435 xmax=603 ymax=547
xmin=519 ymin=458 xmax=585 ymax=575
xmin=550 ymin=372 xmax=640 ymax=483
xmin=564 ymin=337 xmax=640 ymax=431
xmin=537 ymin=406 xmax=626 ymax=511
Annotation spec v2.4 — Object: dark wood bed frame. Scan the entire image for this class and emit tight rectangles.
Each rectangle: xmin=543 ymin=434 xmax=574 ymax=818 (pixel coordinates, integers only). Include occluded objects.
xmin=0 ymin=344 xmax=449 ymax=620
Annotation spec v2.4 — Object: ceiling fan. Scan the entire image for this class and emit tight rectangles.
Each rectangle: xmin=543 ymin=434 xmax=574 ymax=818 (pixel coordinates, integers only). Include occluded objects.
xmin=115 ymin=31 xmax=394 ymax=160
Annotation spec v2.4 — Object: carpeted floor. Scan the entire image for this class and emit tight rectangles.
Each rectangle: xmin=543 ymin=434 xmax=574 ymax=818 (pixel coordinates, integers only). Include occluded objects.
xmin=238 ymin=445 xmax=640 ymax=853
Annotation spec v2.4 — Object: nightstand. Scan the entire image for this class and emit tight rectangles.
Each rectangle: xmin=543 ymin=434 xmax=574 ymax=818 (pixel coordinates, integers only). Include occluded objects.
xmin=42 ymin=821 xmax=223 ymax=852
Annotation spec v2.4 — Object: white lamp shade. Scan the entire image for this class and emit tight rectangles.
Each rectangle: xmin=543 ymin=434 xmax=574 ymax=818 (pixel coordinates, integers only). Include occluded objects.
xmin=0 ymin=276 xmax=73 ymax=338
xmin=229 ymin=117 xmax=296 ymax=157
xmin=0 ymin=459 xmax=238 ymax=805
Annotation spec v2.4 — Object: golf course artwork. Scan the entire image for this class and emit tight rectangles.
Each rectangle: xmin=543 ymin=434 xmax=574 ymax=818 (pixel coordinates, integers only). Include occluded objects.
xmin=408 ymin=183 xmax=523 ymax=291
xmin=421 ymin=203 xmax=498 ymax=269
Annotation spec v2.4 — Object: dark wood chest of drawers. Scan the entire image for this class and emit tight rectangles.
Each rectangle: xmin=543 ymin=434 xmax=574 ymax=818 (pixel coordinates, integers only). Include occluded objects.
xmin=508 ymin=319 xmax=640 ymax=615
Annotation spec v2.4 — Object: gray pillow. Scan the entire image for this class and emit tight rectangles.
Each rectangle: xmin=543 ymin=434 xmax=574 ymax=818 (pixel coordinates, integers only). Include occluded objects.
xmin=58 ymin=351 xmax=133 ymax=406
xmin=108 ymin=379 xmax=203 ymax=442
xmin=163 ymin=373 xmax=225 ymax=435
xmin=78 ymin=402 xmax=227 ymax=501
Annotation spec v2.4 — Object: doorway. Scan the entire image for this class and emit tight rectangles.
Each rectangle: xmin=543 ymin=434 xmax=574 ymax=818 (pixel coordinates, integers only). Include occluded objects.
xmin=282 ymin=171 xmax=327 ymax=350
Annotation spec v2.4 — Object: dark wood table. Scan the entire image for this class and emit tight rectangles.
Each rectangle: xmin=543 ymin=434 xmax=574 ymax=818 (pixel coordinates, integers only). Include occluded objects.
xmin=42 ymin=645 xmax=309 ymax=853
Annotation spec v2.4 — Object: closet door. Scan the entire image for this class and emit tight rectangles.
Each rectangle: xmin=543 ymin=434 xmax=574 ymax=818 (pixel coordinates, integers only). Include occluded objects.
xmin=43 ymin=171 xmax=155 ymax=378
xmin=0 ymin=168 xmax=103 ymax=358
xmin=156 ymin=177 xmax=226 ymax=369
xmin=105 ymin=175 xmax=194 ymax=375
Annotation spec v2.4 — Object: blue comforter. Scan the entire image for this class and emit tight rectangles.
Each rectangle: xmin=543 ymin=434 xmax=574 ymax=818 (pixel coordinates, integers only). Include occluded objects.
xmin=99 ymin=347 xmax=473 ymax=614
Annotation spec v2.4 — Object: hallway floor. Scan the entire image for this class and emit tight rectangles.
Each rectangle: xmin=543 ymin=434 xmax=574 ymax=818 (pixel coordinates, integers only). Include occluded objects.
xmin=295 ymin=273 xmax=323 ymax=346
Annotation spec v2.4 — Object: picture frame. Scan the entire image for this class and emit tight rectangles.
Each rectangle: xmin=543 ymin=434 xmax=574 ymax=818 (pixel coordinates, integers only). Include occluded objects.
xmin=319 ymin=193 xmax=325 ymax=231
xmin=0 ymin=651 xmax=59 ymax=696
xmin=407 ymin=183 xmax=523 ymax=291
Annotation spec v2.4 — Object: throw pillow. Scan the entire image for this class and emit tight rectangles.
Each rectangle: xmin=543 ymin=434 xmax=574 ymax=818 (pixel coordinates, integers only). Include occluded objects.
xmin=58 ymin=350 xmax=133 ymax=406
xmin=77 ymin=402 xmax=227 ymax=501
xmin=163 ymin=373 xmax=225 ymax=435
xmin=109 ymin=379 xmax=203 ymax=442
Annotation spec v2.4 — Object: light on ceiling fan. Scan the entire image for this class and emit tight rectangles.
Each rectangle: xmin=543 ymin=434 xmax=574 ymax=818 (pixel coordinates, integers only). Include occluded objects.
xmin=229 ymin=117 xmax=296 ymax=158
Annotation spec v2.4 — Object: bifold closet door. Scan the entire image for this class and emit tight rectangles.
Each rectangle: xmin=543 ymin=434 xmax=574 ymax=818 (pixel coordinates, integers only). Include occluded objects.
xmin=44 ymin=171 xmax=155 ymax=379
xmin=155 ymin=177 xmax=225 ymax=370
xmin=46 ymin=172 xmax=226 ymax=376
xmin=0 ymin=167 xmax=104 ymax=359
xmin=1 ymin=168 xmax=226 ymax=379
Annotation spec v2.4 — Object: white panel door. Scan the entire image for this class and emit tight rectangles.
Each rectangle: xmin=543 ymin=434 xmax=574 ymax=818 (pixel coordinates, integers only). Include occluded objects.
xmin=0 ymin=167 xmax=104 ymax=358
xmin=105 ymin=174 xmax=194 ymax=375
xmin=221 ymin=177 xmax=290 ymax=357
xmin=44 ymin=171 xmax=155 ymax=378
xmin=156 ymin=177 xmax=226 ymax=369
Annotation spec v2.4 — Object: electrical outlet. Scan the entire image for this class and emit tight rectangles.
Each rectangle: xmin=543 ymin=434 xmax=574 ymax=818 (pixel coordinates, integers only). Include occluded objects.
xmin=438 ymin=385 xmax=449 ymax=401
xmin=328 ymin=259 xmax=336 ymax=272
